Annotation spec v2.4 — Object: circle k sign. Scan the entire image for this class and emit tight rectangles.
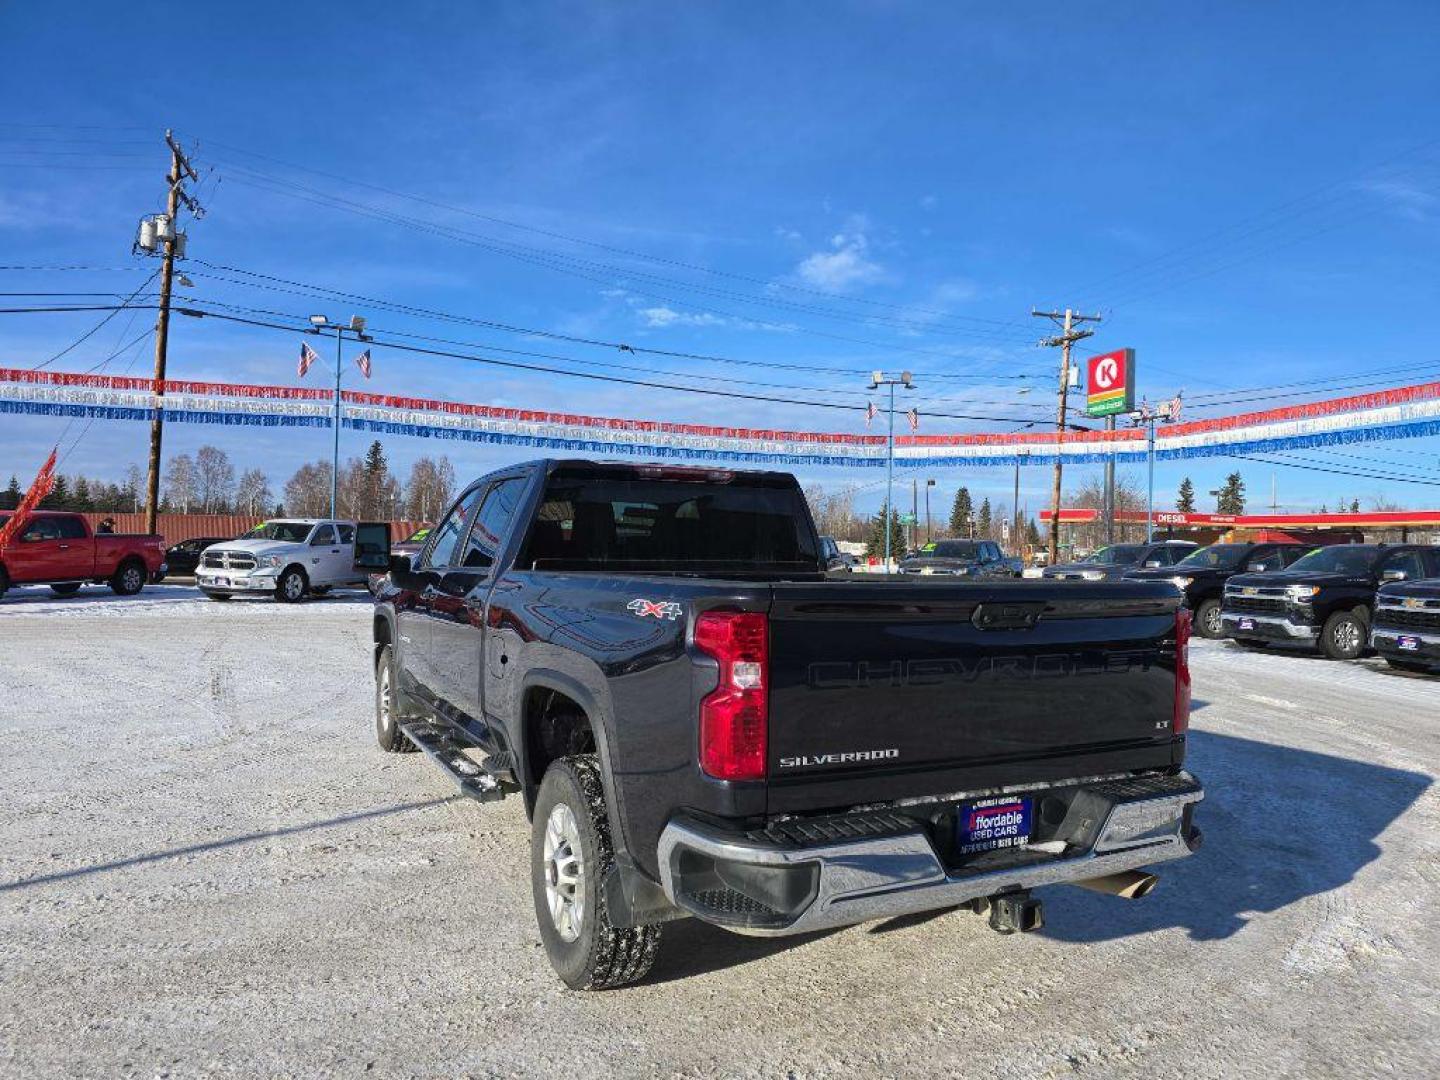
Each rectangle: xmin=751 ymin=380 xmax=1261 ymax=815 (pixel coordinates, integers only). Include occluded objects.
xmin=1084 ymin=348 xmax=1135 ymax=417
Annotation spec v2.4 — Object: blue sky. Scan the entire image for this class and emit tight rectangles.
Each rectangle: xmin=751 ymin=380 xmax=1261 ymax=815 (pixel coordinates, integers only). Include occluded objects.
xmin=3 ymin=1 xmax=1440 ymax=521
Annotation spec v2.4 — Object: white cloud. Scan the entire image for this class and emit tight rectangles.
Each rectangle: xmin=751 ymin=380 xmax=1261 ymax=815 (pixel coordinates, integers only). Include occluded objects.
xmin=1361 ymin=178 xmax=1437 ymax=222
xmin=639 ymin=306 xmax=726 ymax=328
xmin=794 ymin=224 xmax=884 ymax=293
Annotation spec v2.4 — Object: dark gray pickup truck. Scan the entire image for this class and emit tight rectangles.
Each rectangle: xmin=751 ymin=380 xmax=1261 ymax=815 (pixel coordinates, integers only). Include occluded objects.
xmin=359 ymin=459 xmax=1204 ymax=989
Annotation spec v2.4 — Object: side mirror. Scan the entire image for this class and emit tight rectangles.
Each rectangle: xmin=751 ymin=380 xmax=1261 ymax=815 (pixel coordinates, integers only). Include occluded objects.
xmin=353 ymin=521 xmax=391 ymax=571
xmin=1381 ymin=569 xmax=1408 ymax=582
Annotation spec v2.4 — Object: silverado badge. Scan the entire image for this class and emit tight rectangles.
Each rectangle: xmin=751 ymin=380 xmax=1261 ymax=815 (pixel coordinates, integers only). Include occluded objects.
xmin=627 ymin=598 xmax=683 ymax=620
xmin=1404 ymin=597 xmax=1425 ymax=609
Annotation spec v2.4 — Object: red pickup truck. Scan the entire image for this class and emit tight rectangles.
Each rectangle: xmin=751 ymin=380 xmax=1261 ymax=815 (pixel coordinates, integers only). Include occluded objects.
xmin=0 ymin=512 xmax=166 ymax=599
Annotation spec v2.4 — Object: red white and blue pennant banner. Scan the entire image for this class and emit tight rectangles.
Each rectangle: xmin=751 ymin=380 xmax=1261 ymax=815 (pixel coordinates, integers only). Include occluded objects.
xmin=4 ymin=366 xmax=1440 ymax=467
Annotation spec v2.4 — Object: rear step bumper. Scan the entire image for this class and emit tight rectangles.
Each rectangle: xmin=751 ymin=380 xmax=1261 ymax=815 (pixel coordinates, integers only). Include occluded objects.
xmin=656 ymin=772 xmax=1204 ymax=936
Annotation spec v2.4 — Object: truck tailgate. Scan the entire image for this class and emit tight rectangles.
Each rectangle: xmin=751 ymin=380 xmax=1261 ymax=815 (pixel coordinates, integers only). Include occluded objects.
xmin=765 ymin=581 xmax=1181 ymax=815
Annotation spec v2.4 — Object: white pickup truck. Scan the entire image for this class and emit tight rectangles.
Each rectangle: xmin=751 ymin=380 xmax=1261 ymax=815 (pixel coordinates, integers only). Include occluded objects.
xmin=195 ymin=519 xmax=365 ymax=602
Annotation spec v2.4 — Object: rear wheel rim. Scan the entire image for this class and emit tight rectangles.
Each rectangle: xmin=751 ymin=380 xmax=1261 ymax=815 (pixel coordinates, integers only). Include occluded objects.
xmin=283 ymin=574 xmax=303 ymax=600
xmin=1203 ymin=604 xmax=1222 ymax=636
xmin=542 ymin=803 xmax=585 ymax=943
xmin=378 ymin=664 xmax=392 ymax=731
xmin=1334 ymin=620 xmax=1361 ymax=654
xmin=123 ymin=567 xmax=141 ymax=592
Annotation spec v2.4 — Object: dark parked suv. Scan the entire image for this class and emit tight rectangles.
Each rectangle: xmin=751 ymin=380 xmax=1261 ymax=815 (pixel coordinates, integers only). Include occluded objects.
xmin=1370 ymin=577 xmax=1440 ymax=673
xmin=1043 ymin=540 xmax=1197 ymax=582
xmin=1221 ymin=543 xmax=1440 ymax=659
xmin=1125 ymin=542 xmax=1309 ymax=639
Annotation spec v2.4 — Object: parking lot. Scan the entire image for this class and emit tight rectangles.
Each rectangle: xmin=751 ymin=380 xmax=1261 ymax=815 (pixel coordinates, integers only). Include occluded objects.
xmin=1 ymin=589 xmax=1436 ymax=1079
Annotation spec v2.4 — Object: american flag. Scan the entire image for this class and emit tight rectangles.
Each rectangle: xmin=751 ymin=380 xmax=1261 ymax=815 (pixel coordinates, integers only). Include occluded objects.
xmin=298 ymin=342 xmax=321 ymax=377
xmin=906 ymin=407 xmax=919 ymax=432
xmin=864 ymin=402 xmax=877 ymax=429
xmin=354 ymin=349 xmax=372 ymax=379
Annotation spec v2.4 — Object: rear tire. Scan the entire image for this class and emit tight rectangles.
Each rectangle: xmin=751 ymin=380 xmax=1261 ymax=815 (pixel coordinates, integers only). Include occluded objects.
xmin=374 ymin=645 xmax=417 ymax=753
xmin=0 ymin=567 xmax=9 ymax=599
xmin=109 ymin=561 xmax=145 ymax=596
xmin=1320 ymin=609 xmax=1368 ymax=660
xmin=531 ymin=755 xmax=662 ymax=990
xmin=275 ymin=566 xmax=307 ymax=603
xmin=49 ymin=583 xmax=82 ymax=596
xmin=1194 ymin=598 xmax=1224 ymax=640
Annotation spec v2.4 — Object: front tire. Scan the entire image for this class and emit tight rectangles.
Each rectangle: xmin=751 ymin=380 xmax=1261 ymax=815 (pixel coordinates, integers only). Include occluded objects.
xmin=1320 ymin=609 xmax=1368 ymax=660
xmin=110 ymin=561 xmax=145 ymax=596
xmin=374 ymin=645 xmax=416 ymax=753
xmin=1194 ymin=598 xmax=1224 ymax=639
xmin=531 ymin=756 xmax=661 ymax=990
xmin=49 ymin=583 xmax=82 ymax=596
xmin=275 ymin=566 xmax=308 ymax=603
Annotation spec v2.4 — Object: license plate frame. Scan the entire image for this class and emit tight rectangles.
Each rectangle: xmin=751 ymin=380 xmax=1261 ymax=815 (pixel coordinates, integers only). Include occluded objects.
xmin=1238 ymin=617 xmax=1256 ymax=631
xmin=957 ymin=796 xmax=1033 ymax=855
xmin=1398 ymin=635 xmax=1421 ymax=652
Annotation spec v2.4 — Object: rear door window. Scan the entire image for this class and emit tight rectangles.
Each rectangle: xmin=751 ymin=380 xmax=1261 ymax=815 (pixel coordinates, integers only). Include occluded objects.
xmin=422 ymin=487 xmax=485 ymax=570
xmin=461 ymin=478 xmax=526 ymax=570
xmin=56 ymin=517 xmax=88 ymax=540
xmin=309 ymin=525 xmax=335 ymax=547
xmin=1248 ymin=547 xmax=1285 ymax=572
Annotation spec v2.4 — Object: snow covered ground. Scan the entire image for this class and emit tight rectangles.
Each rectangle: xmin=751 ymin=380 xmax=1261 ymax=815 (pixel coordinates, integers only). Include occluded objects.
xmin=0 ymin=598 xmax=1436 ymax=1078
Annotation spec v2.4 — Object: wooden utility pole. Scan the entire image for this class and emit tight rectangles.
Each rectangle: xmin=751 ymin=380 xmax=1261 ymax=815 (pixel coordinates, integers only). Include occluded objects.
xmin=143 ymin=130 xmax=200 ymax=534
xmin=1032 ymin=307 xmax=1102 ymax=564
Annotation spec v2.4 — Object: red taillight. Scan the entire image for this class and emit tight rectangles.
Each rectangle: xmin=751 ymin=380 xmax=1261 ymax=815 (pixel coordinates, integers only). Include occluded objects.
xmin=1173 ymin=608 xmax=1192 ymax=735
xmin=694 ymin=610 xmax=768 ymax=781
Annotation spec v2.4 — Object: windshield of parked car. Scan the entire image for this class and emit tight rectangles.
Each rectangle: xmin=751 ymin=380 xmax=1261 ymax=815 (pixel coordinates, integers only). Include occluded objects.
xmin=401 ymin=527 xmax=430 ymax=544
xmin=240 ymin=521 xmax=315 ymax=543
xmin=521 ymin=473 xmax=821 ymax=572
xmin=1082 ymin=544 xmax=1144 ymax=565
xmin=1286 ymin=545 xmax=1380 ymax=575
xmin=929 ymin=541 xmax=982 ymax=559
xmin=1177 ymin=544 xmax=1250 ymax=570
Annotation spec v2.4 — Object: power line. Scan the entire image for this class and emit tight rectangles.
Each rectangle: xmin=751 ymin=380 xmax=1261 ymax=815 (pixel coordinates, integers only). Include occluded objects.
xmin=185 ymin=260 xmax=1038 ymax=381
xmin=173 ymin=305 xmax=1044 ymax=425
xmin=27 ymin=271 xmax=159 ymax=370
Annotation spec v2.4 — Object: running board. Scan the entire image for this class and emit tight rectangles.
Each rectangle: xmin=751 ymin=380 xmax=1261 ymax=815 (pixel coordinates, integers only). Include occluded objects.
xmin=400 ymin=721 xmax=517 ymax=804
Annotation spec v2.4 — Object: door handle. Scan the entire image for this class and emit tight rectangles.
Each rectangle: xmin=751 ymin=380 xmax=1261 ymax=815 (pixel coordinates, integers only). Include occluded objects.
xmin=58 ymin=543 xmax=70 ymax=550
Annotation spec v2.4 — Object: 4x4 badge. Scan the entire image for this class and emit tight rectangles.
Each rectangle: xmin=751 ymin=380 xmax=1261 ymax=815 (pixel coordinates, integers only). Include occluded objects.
xmin=627 ymin=599 xmax=683 ymax=620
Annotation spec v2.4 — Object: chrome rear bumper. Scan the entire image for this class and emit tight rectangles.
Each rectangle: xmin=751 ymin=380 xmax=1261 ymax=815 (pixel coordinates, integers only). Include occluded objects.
xmin=657 ymin=772 xmax=1204 ymax=936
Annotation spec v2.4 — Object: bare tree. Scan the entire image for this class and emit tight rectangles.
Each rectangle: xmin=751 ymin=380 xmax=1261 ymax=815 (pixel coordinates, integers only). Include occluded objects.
xmin=123 ymin=464 xmax=144 ymax=512
xmin=235 ymin=469 xmax=272 ymax=516
xmin=404 ymin=455 xmax=456 ymax=521
xmin=1063 ymin=474 xmax=1147 ymax=550
xmin=283 ymin=461 xmax=333 ymax=518
xmin=164 ymin=453 xmax=198 ymax=513
xmin=194 ymin=445 xmax=235 ymax=513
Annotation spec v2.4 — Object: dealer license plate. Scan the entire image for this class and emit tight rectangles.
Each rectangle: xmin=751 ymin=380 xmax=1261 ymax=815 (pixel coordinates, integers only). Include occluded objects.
xmin=215 ymin=577 xmax=230 ymax=587
xmin=958 ymin=797 xmax=1032 ymax=855
xmin=1398 ymin=635 xmax=1420 ymax=652
xmin=1238 ymin=617 xmax=1256 ymax=631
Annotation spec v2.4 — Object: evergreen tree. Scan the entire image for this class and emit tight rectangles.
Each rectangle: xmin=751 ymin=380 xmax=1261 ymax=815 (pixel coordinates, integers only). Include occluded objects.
xmin=977 ymin=498 xmax=993 ymax=538
xmin=1176 ymin=477 xmax=1196 ymax=513
xmin=1215 ymin=471 xmax=1246 ymax=514
xmin=865 ymin=507 xmax=906 ymax=563
xmin=0 ymin=475 xmax=20 ymax=511
xmin=948 ymin=486 xmax=974 ymax=536
xmin=1025 ymin=517 xmax=1042 ymax=548
xmin=1349 ymin=498 xmax=1360 ymax=513
xmin=71 ymin=476 xmax=94 ymax=512
xmin=1319 ymin=503 xmax=1328 ymax=513
xmin=42 ymin=474 xmax=70 ymax=509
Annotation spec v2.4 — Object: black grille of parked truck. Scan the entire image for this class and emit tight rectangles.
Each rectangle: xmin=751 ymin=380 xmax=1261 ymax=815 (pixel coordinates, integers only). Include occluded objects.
xmin=1370 ymin=577 xmax=1440 ymax=673
xmin=1221 ymin=543 xmax=1440 ymax=660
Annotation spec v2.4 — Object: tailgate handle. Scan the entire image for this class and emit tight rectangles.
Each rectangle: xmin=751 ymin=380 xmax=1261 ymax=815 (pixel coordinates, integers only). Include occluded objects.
xmin=971 ymin=602 xmax=1044 ymax=630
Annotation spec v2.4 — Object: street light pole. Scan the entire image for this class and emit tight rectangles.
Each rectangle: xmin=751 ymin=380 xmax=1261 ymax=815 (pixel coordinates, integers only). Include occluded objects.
xmin=308 ymin=314 xmax=371 ymax=521
xmin=867 ymin=370 xmax=915 ymax=572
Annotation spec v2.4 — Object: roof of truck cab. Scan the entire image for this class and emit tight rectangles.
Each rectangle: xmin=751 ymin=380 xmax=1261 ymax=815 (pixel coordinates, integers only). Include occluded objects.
xmin=541 ymin=458 xmax=802 ymax=486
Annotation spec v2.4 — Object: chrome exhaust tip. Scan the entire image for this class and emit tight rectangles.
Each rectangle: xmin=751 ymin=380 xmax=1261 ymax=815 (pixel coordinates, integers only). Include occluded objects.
xmin=1073 ymin=870 xmax=1159 ymax=899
